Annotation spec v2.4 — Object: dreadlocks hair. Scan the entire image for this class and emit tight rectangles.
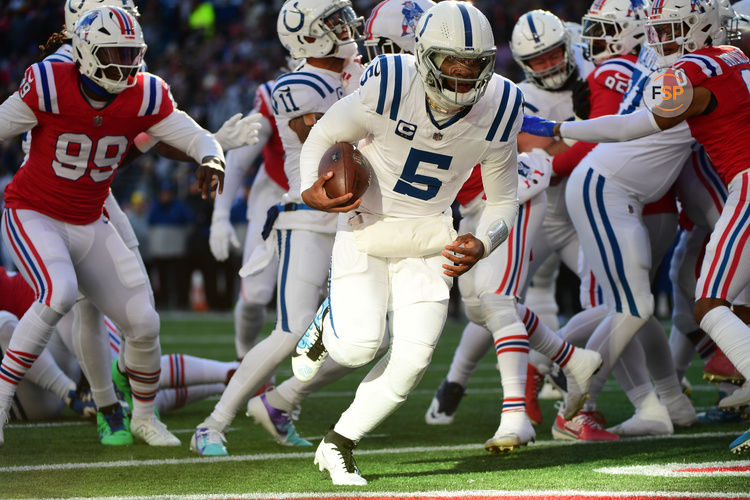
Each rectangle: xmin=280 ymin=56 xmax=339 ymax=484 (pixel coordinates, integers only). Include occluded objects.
xmin=39 ymin=29 xmax=70 ymax=60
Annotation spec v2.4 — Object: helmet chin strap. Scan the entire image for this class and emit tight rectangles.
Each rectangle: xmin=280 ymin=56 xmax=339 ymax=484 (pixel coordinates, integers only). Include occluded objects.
xmin=80 ymin=74 xmax=117 ymax=100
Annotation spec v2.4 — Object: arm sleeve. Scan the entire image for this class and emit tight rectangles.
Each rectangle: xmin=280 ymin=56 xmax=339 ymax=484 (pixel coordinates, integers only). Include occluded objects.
xmin=299 ymin=91 xmax=370 ymax=192
xmin=475 ymin=141 xmax=519 ymax=258
xmin=559 ymin=108 xmax=661 ymax=142
xmin=0 ymin=93 xmax=37 ymax=142
xmin=213 ymin=115 xmax=272 ymax=215
xmin=146 ymin=109 xmax=224 ymax=164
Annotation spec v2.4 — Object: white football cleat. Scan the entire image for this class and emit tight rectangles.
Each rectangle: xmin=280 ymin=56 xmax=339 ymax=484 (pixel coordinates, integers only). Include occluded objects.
xmin=292 ymin=299 xmax=329 ymax=383
xmin=665 ymin=393 xmax=698 ymax=427
xmin=484 ymin=411 xmax=536 ymax=454
xmin=130 ymin=415 xmax=181 ymax=446
xmin=561 ymin=347 xmax=602 ymax=420
xmin=720 ymin=381 xmax=750 ymax=409
xmin=314 ymin=430 xmax=367 ymax=486
xmin=608 ymin=401 xmax=674 ymax=436
xmin=190 ymin=426 xmax=228 ymax=456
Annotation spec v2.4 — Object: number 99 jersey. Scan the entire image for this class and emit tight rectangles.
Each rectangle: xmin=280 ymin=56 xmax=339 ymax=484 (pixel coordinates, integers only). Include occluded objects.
xmin=355 ymin=54 xmax=522 ymax=218
xmin=4 ymin=62 xmax=174 ymax=225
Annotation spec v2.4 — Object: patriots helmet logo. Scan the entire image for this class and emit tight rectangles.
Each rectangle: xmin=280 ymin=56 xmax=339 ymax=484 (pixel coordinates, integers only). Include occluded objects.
xmin=401 ymin=1 xmax=425 ymax=36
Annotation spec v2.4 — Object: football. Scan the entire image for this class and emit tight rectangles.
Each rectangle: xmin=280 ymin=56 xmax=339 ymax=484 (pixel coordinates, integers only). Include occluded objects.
xmin=318 ymin=142 xmax=371 ymax=204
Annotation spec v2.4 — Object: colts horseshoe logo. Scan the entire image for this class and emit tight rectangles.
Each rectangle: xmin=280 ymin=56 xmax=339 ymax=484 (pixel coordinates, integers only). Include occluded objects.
xmin=282 ymin=2 xmax=305 ymax=33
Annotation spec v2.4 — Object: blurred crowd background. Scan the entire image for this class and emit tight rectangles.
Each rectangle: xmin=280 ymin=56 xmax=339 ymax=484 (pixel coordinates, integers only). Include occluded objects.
xmin=0 ymin=0 xmax=594 ymax=313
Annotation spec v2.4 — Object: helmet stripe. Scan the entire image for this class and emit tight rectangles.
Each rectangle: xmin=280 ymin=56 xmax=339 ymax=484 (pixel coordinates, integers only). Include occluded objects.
xmin=525 ymin=13 xmax=541 ymax=43
xmin=456 ymin=3 xmax=473 ymax=48
xmin=365 ymin=0 xmax=388 ymax=39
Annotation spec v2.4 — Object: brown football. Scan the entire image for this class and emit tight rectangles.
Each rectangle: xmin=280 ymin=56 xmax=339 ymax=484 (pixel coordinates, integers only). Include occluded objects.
xmin=318 ymin=142 xmax=371 ymax=204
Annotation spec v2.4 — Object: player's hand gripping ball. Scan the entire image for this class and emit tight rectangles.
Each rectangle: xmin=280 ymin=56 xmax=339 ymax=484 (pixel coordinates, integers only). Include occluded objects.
xmin=318 ymin=142 xmax=371 ymax=205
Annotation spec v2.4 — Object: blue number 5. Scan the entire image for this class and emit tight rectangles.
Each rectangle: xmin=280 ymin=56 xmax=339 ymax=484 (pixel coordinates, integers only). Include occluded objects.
xmin=393 ymin=148 xmax=452 ymax=200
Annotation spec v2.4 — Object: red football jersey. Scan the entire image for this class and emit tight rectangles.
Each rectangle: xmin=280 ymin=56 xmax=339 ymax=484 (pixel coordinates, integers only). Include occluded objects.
xmin=0 ymin=266 xmax=34 ymax=320
xmin=255 ymin=80 xmax=289 ymax=191
xmin=4 ymin=62 xmax=174 ymax=224
xmin=673 ymin=46 xmax=750 ymax=185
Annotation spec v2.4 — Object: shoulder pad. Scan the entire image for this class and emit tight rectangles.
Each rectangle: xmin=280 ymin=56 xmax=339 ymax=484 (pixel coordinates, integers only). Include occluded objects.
xmin=674 ymin=53 xmax=724 ymax=84
xmin=20 ymin=62 xmax=63 ymax=114
xmin=359 ymin=54 xmax=412 ymax=121
xmin=272 ymin=71 xmax=340 ymax=117
xmin=136 ymin=72 xmax=173 ymax=117
xmin=593 ymin=58 xmax=637 ymax=83
xmin=484 ymin=77 xmax=524 ymax=143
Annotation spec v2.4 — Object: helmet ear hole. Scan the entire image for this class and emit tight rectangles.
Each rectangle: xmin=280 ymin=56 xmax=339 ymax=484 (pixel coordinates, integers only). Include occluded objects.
xmin=277 ymin=0 xmax=364 ymax=59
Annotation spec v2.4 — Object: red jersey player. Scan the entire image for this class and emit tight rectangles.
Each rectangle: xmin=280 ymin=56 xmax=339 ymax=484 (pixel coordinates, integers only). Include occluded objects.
xmin=0 ymin=6 xmax=225 ymax=448
xmin=522 ymin=0 xmax=750 ymax=454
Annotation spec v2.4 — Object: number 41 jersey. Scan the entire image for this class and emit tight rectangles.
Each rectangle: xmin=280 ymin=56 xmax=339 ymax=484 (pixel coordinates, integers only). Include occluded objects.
xmin=4 ymin=62 xmax=174 ymax=225
xmin=355 ymin=54 xmax=522 ymax=218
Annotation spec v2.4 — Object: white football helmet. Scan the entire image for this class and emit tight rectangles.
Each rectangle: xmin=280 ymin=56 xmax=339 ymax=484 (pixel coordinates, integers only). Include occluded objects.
xmin=64 ymin=0 xmax=139 ymax=37
xmin=581 ymin=0 xmax=650 ymax=64
xmin=414 ymin=1 xmax=496 ymax=111
xmin=511 ymin=10 xmax=576 ymax=90
xmin=72 ymin=6 xmax=146 ymax=94
xmin=277 ymin=0 xmax=365 ymax=59
xmin=646 ymin=0 xmax=723 ymax=68
xmin=363 ymin=0 xmax=436 ymax=61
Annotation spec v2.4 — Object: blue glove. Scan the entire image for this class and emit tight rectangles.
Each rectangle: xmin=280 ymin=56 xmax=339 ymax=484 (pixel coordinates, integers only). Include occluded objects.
xmin=522 ymin=115 xmax=557 ymax=137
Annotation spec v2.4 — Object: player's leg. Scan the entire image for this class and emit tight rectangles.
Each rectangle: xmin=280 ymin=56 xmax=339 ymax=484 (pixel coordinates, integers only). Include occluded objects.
xmin=524 ymin=253 xmax=561 ymax=330
xmin=193 ymin=229 xmax=333 ymax=455
xmin=695 ymin=171 xmax=750 ymax=385
xmin=0 ymin=209 xmax=79 ymax=446
xmin=159 ymin=353 xmax=238 ymax=388
xmin=565 ymin=167 xmax=654 ymax=419
xmin=156 ymin=383 xmax=225 ymax=414
xmin=75 ymin=218 xmax=176 ymax=446
xmin=234 ymin=171 xmax=283 ymax=357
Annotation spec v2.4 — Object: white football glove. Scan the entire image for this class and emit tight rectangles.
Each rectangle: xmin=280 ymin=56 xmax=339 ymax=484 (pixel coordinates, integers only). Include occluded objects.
xmin=517 ymin=149 xmax=553 ymax=204
xmin=214 ymin=112 xmax=263 ymax=151
xmin=209 ymin=210 xmax=240 ymax=261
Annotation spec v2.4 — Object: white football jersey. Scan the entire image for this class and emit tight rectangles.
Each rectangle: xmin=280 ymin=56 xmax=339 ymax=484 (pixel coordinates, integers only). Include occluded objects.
xmin=583 ymin=49 xmax=693 ymax=203
xmin=354 ymin=54 xmax=522 ymax=218
xmin=272 ymin=64 xmax=345 ymax=202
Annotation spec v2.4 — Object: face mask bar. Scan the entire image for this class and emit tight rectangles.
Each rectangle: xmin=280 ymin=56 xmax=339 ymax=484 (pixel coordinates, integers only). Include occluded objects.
xmin=315 ymin=5 xmax=365 ymax=46
xmin=646 ymin=20 xmax=687 ymax=59
xmin=423 ymin=46 xmax=496 ymax=107
xmin=582 ymin=16 xmax=621 ymax=59
xmin=517 ymin=41 xmax=572 ymax=89
xmin=92 ymin=45 xmax=145 ymax=89
xmin=364 ymin=37 xmax=403 ymax=63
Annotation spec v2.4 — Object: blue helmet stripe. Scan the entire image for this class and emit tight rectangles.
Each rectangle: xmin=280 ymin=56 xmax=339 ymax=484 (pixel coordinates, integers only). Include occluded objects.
xmin=526 ymin=13 xmax=541 ymax=43
xmin=456 ymin=3 xmax=473 ymax=49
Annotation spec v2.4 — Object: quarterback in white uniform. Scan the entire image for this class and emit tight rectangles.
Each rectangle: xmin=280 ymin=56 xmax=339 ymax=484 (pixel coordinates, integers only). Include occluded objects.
xmin=292 ymin=2 xmax=519 ymax=485
xmin=190 ymin=0 xmax=365 ymax=456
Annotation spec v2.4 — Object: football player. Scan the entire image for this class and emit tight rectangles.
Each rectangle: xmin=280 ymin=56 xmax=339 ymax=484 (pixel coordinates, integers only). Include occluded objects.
xmin=189 ymin=0 xmax=366 ymax=456
xmin=291 ymin=1 xmax=521 ymax=485
xmin=27 ymin=0 xmax=262 ymax=445
xmin=0 ymin=6 xmax=225 ymax=448
xmin=523 ymin=0 xmax=750 ymax=453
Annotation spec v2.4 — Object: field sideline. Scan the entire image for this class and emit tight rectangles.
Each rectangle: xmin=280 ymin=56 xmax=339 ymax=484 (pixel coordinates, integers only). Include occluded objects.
xmin=1 ymin=315 xmax=749 ymax=499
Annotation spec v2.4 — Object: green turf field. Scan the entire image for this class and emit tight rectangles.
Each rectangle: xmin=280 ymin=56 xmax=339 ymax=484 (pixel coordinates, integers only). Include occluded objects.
xmin=1 ymin=315 xmax=749 ymax=499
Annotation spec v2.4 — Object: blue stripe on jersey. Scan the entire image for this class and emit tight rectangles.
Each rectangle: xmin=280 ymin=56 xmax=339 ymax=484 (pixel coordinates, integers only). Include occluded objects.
xmin=274 ymin=79 xmax=326 ymax=98
xmin=597 ymin=60 xmax=636 ymax=75
xmin=499 ymin=87 xmax=523 ymax=142
xmin=524 ymin=101 xmax=539 ymax=113
xmin=390 ymin=55 xmax=403 ymax=120
xmin=582 ymin=169 xmax=623 ymax=314
xmin=682 ymin=55 xmax=719 ymax=76
xmin=38 ymin=64 xmax=52 ymax=113
xmin=376 ymin=55 xmax=389 ymax=115
xmin=262 ymin=81 xmax=273 ymax=98
xmin=457 ymin=3 xmax=473 ymax=48
xmin=45 ymin=53 xmax=73 ymax=63
xmin=621 ymin=69 xmax=646 ymax=115
xmin=277 ymin=71 xmax=335 ymax=93
xmin=145 ymin=76 xmax=157 ymax=115
xmin=697 ymin=148 xmax=727 ymax=202
xmin=485 ymin=80 xmax=510 ymax=141
xmin=526 ymin=13 xmax=541 ymax=43
xmin=278 ymin=229 xmax=291 ymax=332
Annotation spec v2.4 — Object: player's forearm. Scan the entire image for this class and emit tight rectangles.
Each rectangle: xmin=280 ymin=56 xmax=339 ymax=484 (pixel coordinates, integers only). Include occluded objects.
xmin=299 ymin=92 xmax=370 ymax=191
xmin=214 ymin=119 xmax=272 ymax=214
xmin=559 ymin=109 xmax=661 ymax=143
xmin=477 ymin=149 xmax=519 ymax=258
xmin=147 ymin=110 xmax=225 ymax=164
xmin=0 ymin=93 xmax=37 ymax=142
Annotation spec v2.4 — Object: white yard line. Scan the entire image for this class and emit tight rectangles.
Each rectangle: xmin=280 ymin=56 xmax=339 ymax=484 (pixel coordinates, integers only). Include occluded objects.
xmin=0 ymin=431 xmax=743 ymax=473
